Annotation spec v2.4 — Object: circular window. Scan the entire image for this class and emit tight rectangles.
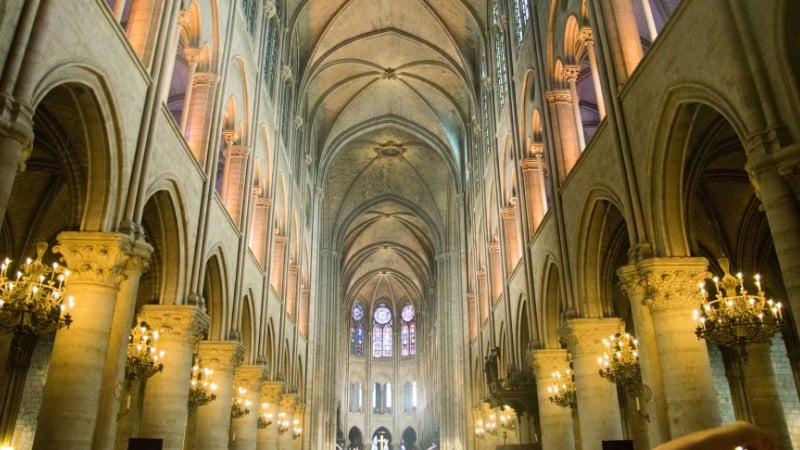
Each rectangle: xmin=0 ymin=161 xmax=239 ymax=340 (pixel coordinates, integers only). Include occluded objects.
xmin=401 ymin=304 xmax=415 ymax=322
xmin=352 ymin=304 xmax=364 ymax=321
xmin=374 ymin=305 xmax=392 ymax=324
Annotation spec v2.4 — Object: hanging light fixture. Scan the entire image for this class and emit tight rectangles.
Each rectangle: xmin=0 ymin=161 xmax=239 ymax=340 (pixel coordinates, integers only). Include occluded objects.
xmin=597 ymin=332 xmax=642 ymax=385
xmin=258 ymin=402 xmax=273 ymax=428
xmin=277 ymin=412 xmax=290 ymax=433
xmin=547 ymin=369 xmax=576 ymax=409
xmin=694 ymin=259 xmax=783 ymax=362
xmin=231 ymin=386 xmax=252 ymax=418
xmin=188 ymin=355 xmax=217 ymax=407
xmin=124 ymin=320 xmax=164 ymax=385
xmin=0 ymin=242 xmax=74 ymax=336
xmin=292 ymin=419 xmax=302 ymax=439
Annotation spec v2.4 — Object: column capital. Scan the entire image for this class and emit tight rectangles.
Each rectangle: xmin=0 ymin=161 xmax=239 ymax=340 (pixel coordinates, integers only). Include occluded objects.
xmin=561 ymin=65 xmax=580 ymax=81
xmin=194 ymin=72 xmax=220 ymax=87
xmin=558 ymin=318 xmax=624 ymax=357
xmin=54 ymin=231 xmax=134 ymax=288
xmin=199 ymin=340 xmax=245 ymax=371
xmin=0 ymin=95 xmax=34 ymax=172
xmin=261 ymin=381 xmax=284 ymax=403
xmin=501 ymin=205 xmax=517 ymax=218
xmin=530 ymin=348 xmax=571 ymax=379
xmin=580 ymin=27 xmax=594 ymax=43
xmin=125 ymin=239 xmax=154 ymax=275
xmin=255 ymin=196 xmax=271 ymax=208
xmin=616 ymin=264 xmax=647 ymax=302
xmin=230 ymin=144 xmax=250 ymax=157
xmin=546 ymin=89 xmax=572 ymax=104
xmin=487 ymin=242 xmax=500 ymax=253
xmin=279 ymin=393 xmax=297 ymax=409
xmin=235 ymin=365 xmax=269 ymax=392
xmin=140 ymin=304 xmax=209 ymax=345
xmin=635 ymin=257 xmax=710 ymax=312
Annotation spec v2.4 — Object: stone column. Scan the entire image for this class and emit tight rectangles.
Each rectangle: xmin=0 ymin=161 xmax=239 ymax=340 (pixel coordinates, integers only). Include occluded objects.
xmin=250 ymin=196 xmax=270 ymax=266
xmin=186 ymin=72 xmax=219 ymax=164
xmin=231 ymin=365 xmax=267 ymax=450
xmin=298 ymin=287 xmax=310 ymax=337
xmin=488 ymin=242 xmax=503 ymax=303
xmin=286 ymin=264 xmax=298 ymax=318
xmin=616 ymin=264 xmax=669 ymax=445
xmin=194 ymin=340 xmax=244 ymax=450
xmin=598 ymin=0 xmax=644 ymax=82
xmin=178 ymin=47 xmax=200 ymax=134
xmin=638 ymin=257 xmax=721 ymax=438
xmin=741 ymin=342 xmax=793 ymax=449
xmin=138 ymin=305 xmax=209 ymax=450
xmin=580 ymin=27 xmax=606 ymax=118
xmin=546 ymin=89 xmax=581 ymax=180
xmin=477 ymin=270 xmax=488 ymax=323
xmin=562 ymin=65 xmax=585 ymax=151
xmin=520 ymin=147 xmax=547 ymax=233
xmin=0 ymin=105 xmax=32 ymax=228
xmin=292 ymin=404 xmax=305 ymax=449
xmin=257 ymin=381 xmax=283 ymax=450
xmin=32 ymin=232 xmax=132 ymax=450
xmin=559 ymin=318 xmax=624 ymax=446
xmin=271 ymin=235 xmax=287 ymax=296
xmin=501 ymin=204 xmax=521 ymax=273
xmin=95 ymin=240 xmax=154 ymax=450
xmin=530 ymin=349 xmax=576 ymax=450
xmin=277 ymin=393 xmax=297 ymax=449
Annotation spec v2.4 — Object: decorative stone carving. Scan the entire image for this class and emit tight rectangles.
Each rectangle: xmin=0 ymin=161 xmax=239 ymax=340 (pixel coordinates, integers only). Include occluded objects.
xmin=193 ymin=72 xmax=220 ymax=87
xmin=616 ymin=264 xmax=646 ymax=303
xmin=546 ymin=89 xmax=572 ymax=104
xmin=293 ymin=115 xmax=304 ymax=129
xmin=199 ymin=340 xmax=245 ymax=371
xmin=261 ymin=381 xmax=284 ymax=403
xmin=558 ymin=318 xmax=624 ymax=357
xmin=140 ymin=305 xmax=209 ymax=345
xmin=53 ymin=232 xmax=133 ymax=288
xmin=636 ymin=258 xmax=710 ymax=312
xmin=263 ymin=1 xmax=276 ymax=18
xmin=235 ymin=365 xmax=269 ymax=393
xmin=280 ymin=65 xmax=293 ymax=81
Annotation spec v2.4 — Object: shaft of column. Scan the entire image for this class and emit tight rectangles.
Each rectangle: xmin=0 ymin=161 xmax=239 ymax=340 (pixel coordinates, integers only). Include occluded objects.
xmin=32 ymin=232 xmax=132 ymax=450
xmin=742 ymin=342 xmax=793 ymax=449
xmin=0 ymin=119 xmax=31 ymax=229
xmin=193 ymin=340 xmax=244 ymax=450
xmin=257 ymin=382 xmax=283 ymax=450
xmin=638 ymin=258 xmax=721 ymax=438
xmin=138 ymin=305 xmax=209 ymax=450
xmin=230 ymin=365 xmax=267 ymax=450
xmin=531 ymin=348 xmax=576 ymax=450
xmin=560 ymin=318 xmax=625 ymax=445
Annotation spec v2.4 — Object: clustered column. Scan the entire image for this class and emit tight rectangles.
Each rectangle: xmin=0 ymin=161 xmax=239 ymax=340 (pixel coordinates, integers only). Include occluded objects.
xmin=138 ymin=304 xmax=210 ymax=450
xmin=32 ymin=232 xmax=133 ymax=450
xmin=530 ymin=348 xmax=576 ymax=450
xmin=194 ymin=340 xmax=245 ymax=450
xmin=559 ymin=318 xmax=624 ymax=445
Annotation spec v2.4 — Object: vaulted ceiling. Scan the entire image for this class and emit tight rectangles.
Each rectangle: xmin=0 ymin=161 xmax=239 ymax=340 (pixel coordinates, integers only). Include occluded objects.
xmin=287 ymin=0 xmax=488 ymax=309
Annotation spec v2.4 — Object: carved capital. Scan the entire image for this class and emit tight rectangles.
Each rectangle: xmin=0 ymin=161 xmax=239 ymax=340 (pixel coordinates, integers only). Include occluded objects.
xmin=636 ymin=257 xmax=710 ymax=312
xmin=223 ymin=130 xmax=238 ymax=145
xmin=199 ymin=340 xmax=245 ymax=371
xmin=501 ymin=205 xmax=517 ymax=219
xmin=561 ymin=65 xmax=580 ymax=81
xmin=616 ymin=264 xmax=646 ymax=303
xmin=230 ymin=145 xmax=250 ymax=157
xmin=546 ymin=89 xmax=572 ymax=104
xmin=280 ymin=65 xmax=293 ymax=81
xmin=487 ymin=242 xmax=501 ymax=253
xmin=125 ymin=239 xmax=154 ymax=275
xmin=263 ymin=1 xmax=277 ymax=18
xmin=0 ymin=96 xmax=34 ymax=173
xmin=558 ymin=318 xmax=624 ymax=357
xmin=54 ymin=232 xmax=133 ymax=288
xmin=279 ymin=392 xmax=297 ymax=409
xmin=530 ymin=348 xmax=571 ymax=379
xmin=140 ymin=304 xmax=209 ymax=345
xmin=261 ymin=381 xmax=284 ymax=403
xmin=193 ymin=72 xmax=219 ymax=87
xmin=235 ymin=365 xmax=269 ymax=392
xmin=580 ymin=27 xmax=593 ymax=43
xmin=255 ymin=196 xmax=270 ymax=208
xmin=520 ymin=157 xmax=540 ymax=171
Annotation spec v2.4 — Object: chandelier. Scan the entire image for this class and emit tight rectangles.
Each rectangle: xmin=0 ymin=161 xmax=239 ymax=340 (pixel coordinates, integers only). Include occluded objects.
xmin=258 ymin=402 xmax=273 ymax=428
xmin=547 ymin=369 xmax=576 ymax=409
xmin=125 ymin=320 xmax=164 ymax=385
xmin=292 ymin=419 xmax=302 ymax=439
xmin=694 ymin=262 xmax=783 ymax=361
xmin=597 ymin=332 xmax=642 ymax=385
xmin=0 ymin=242 xmax=74 ymax=336
xmin=188 ymin=355 xmax=217 ymax=407
xmin=277 ymin=412 xmax=290 ymax=433
xmin=231 ymin=386 xmax=252 ymax=418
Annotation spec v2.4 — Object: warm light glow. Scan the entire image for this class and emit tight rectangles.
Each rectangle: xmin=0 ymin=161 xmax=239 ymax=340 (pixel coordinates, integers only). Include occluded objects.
xmin=0 ymin=242 xmax=74 ymax=336
xmin=548 ymin=369 xmax=577 ymax=408
xmin=125 ymin=319 xmax=164 ymax=385
xmin=597 ymin=332 xmax=642 ymax=385
xmin=188 ymin=355 xmax=217 ymax=407
xmin=231 ymin=386 xmax=252 ymax=418
xmin=694 ymin=262 xmax=783 ymax=361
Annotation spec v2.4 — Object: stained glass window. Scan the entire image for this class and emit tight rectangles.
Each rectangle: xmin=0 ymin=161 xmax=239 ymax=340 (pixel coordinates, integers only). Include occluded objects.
xmin=400 ymin=303 xmax=416 ymax=356
xmin=373 ymin=304 xmax=392 ymax=358
xmin=350 ymin=303 xmax=364 ymax=356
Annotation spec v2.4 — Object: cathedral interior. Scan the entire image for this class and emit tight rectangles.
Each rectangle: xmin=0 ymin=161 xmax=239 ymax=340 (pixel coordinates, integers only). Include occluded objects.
xmin=0 ymin=0 xmax=799 ymax=449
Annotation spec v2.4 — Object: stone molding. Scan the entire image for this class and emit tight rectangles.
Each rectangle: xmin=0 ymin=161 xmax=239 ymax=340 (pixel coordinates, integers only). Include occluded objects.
xmin=261 ymin=381 xmax=284 ymax=403
xmin=530 ymin=348 xmax=571 ymax=379
xmin=193 ymin=72 xmax=219 ymax=87
xmin=230 ymin=145 xmax=250 ymax=157
xmin=140 ymin=304 xmax=210 ymax=345
xmin=636 ymin=257 xmax=710 ymax=312
xmin=199 ymin=340 xmax=245 ymax=371
xmin=558 ymin=318 xmax=624 ymax=356
xmin=616 ymin=264 xmax=646 ymax=302
xmin=235 ymin=365 xmax=269 ymax=392
xmin=125 ymin=239 xmax=154 ymax=275
xmin=54 ymin=231 xmax=134 ymax=288
xmin=546 ymin=89 xmax=572 ymax=104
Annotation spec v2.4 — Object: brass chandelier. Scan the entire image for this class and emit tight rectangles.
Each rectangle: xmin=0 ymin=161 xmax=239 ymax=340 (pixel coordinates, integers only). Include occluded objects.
xmin=694 ymin=261 xmax=783 ymax=361
xmin=125 ymin=320 xmax=164 ymax=385
xmin=0 ymin=242 xmax=74 ymax=337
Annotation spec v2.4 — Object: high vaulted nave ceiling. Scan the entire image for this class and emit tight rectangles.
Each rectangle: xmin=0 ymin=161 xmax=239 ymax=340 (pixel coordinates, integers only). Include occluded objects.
xmin=293 ymin=0 xmax=487 ymax=308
